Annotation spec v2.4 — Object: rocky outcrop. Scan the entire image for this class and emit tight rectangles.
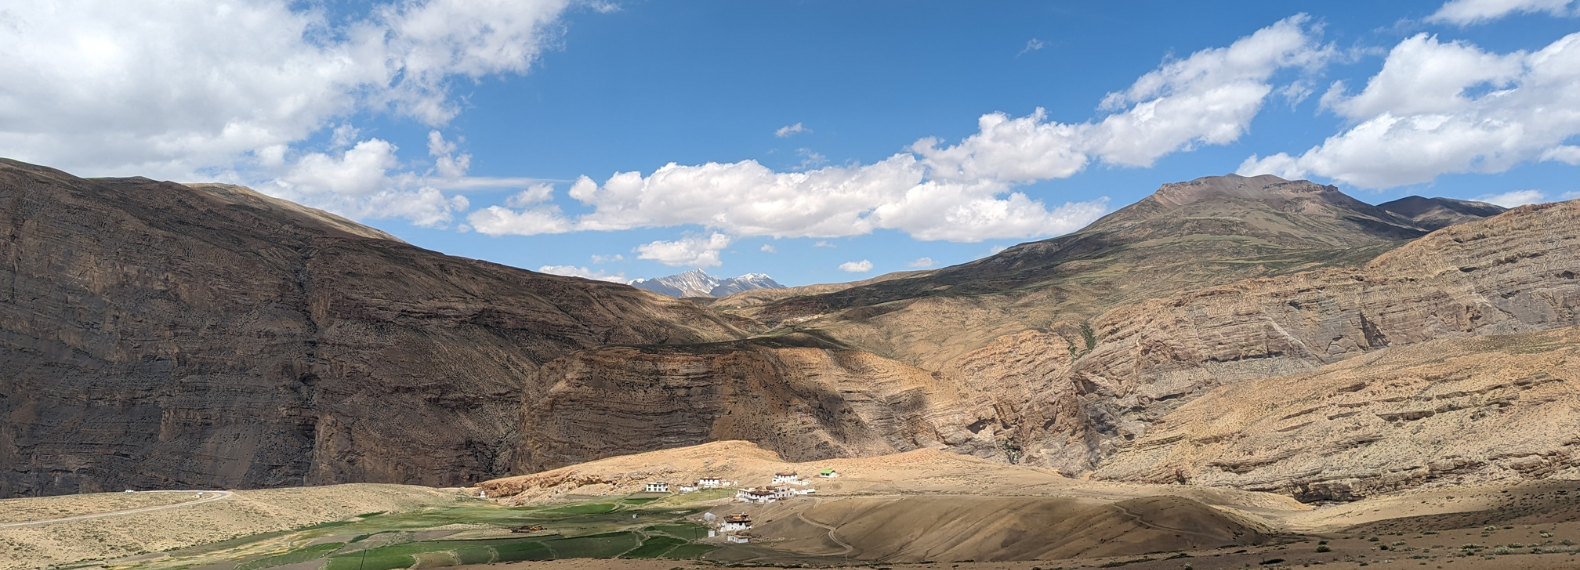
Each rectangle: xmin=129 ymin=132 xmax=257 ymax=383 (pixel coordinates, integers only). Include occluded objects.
xmin=0 ymin=160 xmax=740 ymax=497
xmin=516 ymin=334 xmax=999 ymax=472
xmin=1094 ymin=327 xmax=1580 ymax=501
xmin=1018 ymin=200 xmax=1580 ymax=476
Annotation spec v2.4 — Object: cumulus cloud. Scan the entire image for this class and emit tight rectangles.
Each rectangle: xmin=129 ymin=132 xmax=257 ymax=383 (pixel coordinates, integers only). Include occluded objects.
xmin=471 ymin=15 xmax=1330 ymax=245
xmin=0 ymin=0 xmax=572 ymax=225
xmin=760 ymin=244 xmax=777 ymax=253
xmin=591 ymin=253 xmax=625 ymax=263
xmin=1427 ymin=0 xmax=1577 ymax=25
xmin=537 ymin=265 xmax=627 ymax=282
xmin=635 ymin=233 xmax=732 ymax=268
xmin=838 ymin=259 xmax=874 ymax=273
xmin=908 ymin=257 xmax=936 ymax=268
xmin=1239 ymin=32 xmax=1580 ymax=188
xmin=775 ymin=122 xmax=809 ymax=138
xmin=1476 ymin=189 xmax=1548 ymax=207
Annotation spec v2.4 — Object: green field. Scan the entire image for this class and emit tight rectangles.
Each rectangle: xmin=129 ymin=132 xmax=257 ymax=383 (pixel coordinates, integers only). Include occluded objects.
xmin=130 ymin=494 xmax=739 ymax=570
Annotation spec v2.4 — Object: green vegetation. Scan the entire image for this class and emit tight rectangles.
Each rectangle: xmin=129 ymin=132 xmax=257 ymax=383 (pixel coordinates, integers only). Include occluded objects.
xmin=624 ymin=536 xmax=687 ymax=558
xmin=544 ymin=502 xmax=619 ymax=514
xmin=135 ymin=495 xmax=730 ymax=570
xmin=664 ymin=543 xmax=718 ymax=559
xmin=236 ymin=542 xmax=342 ymax=570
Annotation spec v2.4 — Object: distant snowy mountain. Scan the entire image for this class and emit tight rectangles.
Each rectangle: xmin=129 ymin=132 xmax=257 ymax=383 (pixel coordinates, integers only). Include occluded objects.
xmin=629 ymin=269 xmax=785 ymax=298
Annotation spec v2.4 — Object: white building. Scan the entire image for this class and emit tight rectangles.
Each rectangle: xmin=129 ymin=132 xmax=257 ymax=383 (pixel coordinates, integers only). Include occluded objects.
xmin=726 ymin=534 xmax=750 ymax=543
xmin=645 ymin=482 xmax=669 ymax=493
xmin=678 ymin=484 xmax=697 ymax=493
xmin=736 ymin=488 xmax=777 ymax=504
xmin=772 ymin=472 xmax=799 ymax=484
xmin=720 ymin=513 xmax=752 ymax=532
xmin=818 ymin=468 xmax=839 ymax=478
xmin=698 ymin=476 xmax=725 ymax=488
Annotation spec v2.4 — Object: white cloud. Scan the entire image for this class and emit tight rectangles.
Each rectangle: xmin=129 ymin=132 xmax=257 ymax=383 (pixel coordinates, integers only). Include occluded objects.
xmin=537 ymin=265 xmax=627 ymax=282
xmin=760 ymin=244 xmax=777 ymax=253
xmin=467 ymin=201 xmax=572 ymax=235
xmin=988 ymin=245 xmax=1008 ymax=255
xmin=775 ymin=122 xmax=809 ymax=138
xmin=635 ymin=233 xmax=732 ymax=268
xmin=591 ymin=253 xmax=625 ymax=263
xmin=428 ymin=131 xmax=471 ymax=178
xmin=1562 ymin=190 xmax=1580 ymax=200
xmin=1018 ymin=38 xmax=1046 ymax=57
xmin=504 ymin=183 xmax=557 ymax=208
xmin=795 ymin=148 xmax=828 ymax=170
xmin=0 ymin=0 xmax=573 ymax=225
xmin=1476 ymin=189 xmax=1548 ymax=207
xmin=838 ymin=259 xmax=874 ymax=273
xmin=1239 ymin=32 xmax=1580 ymax=189
xmin=1427 ymin=0 xmax=1576 ymax=25
xmin=908 ymin=257 xmax=935 ymax=268
xmin=441 ymin=14 xmax=1324 ymax=242
xmin=813 ymin=240 xmax=836 ymax=248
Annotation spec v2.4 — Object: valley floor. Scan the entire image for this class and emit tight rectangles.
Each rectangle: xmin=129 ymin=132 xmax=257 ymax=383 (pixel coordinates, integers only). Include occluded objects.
xmin=4 ymin=443 xmax=1580 ymax=570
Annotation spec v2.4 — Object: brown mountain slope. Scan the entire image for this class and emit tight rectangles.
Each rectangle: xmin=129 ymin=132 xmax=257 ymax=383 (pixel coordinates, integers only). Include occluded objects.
xmin=1377 ymin=195 xmax=1506 ymax=230
xmin=1015 ymin=199 xmax=1580 ymax=476
xmin=1094 ymin=326 xmax=1580 ymax=501
xmin=0 ymin=159 xmax=740 ymax=497
xmin=735 ymin=174 xmax=1455 ymax=372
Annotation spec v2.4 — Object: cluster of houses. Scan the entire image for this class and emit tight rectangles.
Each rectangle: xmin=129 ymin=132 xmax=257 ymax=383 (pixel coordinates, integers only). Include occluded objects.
xmin=644 ymin=475 xmax=732 ymax=494
xmin=640 ymin=468 xmax=841 ymax=544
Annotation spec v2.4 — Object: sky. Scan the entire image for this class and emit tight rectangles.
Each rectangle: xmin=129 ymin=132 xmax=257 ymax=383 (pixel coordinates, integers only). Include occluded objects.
xmin=3 ymin=0 xmax=1579 ymax=286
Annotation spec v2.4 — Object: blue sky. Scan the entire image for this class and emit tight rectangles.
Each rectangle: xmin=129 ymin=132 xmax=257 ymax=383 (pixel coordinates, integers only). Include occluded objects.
xmin=3 ymin=0 xmax=1578 ymax=286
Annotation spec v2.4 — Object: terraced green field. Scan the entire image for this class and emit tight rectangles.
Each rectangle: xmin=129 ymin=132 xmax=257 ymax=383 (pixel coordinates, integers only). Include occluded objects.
xmin=126 ymin=494 xmax=729 ymax=570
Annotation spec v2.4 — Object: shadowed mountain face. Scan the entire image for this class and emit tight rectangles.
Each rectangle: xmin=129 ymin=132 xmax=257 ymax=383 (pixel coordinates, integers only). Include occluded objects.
xmin=0 ymin=160 xmax=741 ymax=497
xmin=1377 ymin=195 xmax=1506 ymax=230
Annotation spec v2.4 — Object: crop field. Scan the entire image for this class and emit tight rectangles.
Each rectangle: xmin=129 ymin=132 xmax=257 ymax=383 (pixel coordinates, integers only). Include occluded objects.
xmin=115 ymin=495 xmax=725 ymax=570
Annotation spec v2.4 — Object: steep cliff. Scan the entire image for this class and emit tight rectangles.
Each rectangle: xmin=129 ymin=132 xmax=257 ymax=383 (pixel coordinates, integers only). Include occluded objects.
xmin=515 ymin=334 xmax=998 ymax=472
xmin=0 ymin=159 xmax=740 ymax=497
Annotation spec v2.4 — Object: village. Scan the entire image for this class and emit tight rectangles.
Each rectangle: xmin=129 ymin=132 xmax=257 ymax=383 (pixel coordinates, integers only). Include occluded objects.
xmin=641 ymin=468 xmax=838 ymax=544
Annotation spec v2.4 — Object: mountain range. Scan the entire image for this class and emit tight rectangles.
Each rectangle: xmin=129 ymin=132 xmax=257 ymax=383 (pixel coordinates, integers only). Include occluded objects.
xmin=628 ymin=269 xmax=784 ymax=298
xmin=3 ymin=158 xmax=1577 ymax=506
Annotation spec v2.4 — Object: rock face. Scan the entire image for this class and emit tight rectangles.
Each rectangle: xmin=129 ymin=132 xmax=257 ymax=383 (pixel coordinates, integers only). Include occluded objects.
xmin=1094 ymin=327 xmax=1580 ymax=501
xmin=0 ymin=160 xmax=739 ymax=497
xmin=1024 ymin=200 xmax=1580 ymax=475
xmin=516 ymin=334 xmax=998 ymax=472
xmin=629 ymin=269 xmax=784 ymax=298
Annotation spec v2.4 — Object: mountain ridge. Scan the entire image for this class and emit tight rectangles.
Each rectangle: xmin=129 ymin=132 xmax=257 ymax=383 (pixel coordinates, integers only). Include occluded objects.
xmin=629 ymin=268 xmax=784 ymax=298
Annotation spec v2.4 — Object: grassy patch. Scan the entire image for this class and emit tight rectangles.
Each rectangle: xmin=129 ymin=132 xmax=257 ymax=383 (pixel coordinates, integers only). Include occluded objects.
xmin=646 ymin=523 xmax=707 ymax=539
xmin=325 ymin=552 xmax=416 ymax=570
xmin=663 ymin=543 xmax=717 ymax=559
xmin=623 ymin=536 xmax=687 ymax=558
xmin=235 ymin=542 xmax=343 ymax=570
xmin=493 ymin=541 xmax=553 ymax=562
xmin=544 ymin=502 xmax=619 ymax=515
xmin=543 ymin=531 xmax=642 ymax=558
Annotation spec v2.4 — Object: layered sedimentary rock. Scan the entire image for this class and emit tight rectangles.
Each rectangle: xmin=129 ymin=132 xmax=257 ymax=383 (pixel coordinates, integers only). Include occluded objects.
xmin=0 ymin=160 xmax=739 ymax=497
xmin=1020 ymin=200 xmax=1580 ymax=476
xmin=516 ymin=334 xmax=999 ymax=472
xmin=1094 ymin=327 xmax=1580 ymax=501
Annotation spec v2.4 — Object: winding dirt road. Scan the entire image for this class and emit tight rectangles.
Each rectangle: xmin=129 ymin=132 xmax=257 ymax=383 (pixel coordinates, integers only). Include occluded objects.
xmin=0 ymin=491 xmax=232 ymax=529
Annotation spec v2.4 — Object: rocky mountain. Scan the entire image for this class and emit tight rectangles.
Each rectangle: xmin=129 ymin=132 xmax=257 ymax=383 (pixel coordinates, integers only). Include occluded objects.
xmin=6 ymin=158 xmax=1571 ymax=505
xmin=0 ymin=159 xmax=741 ymax=497
xmin=629 ymin=269 xmax=784 ymax=298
